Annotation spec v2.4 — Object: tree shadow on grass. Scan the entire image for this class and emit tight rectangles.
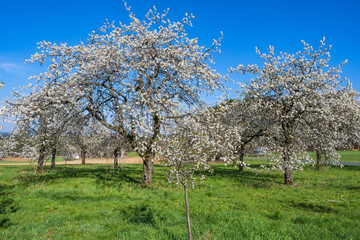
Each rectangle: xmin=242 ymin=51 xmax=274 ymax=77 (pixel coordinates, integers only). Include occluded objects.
xmin=95 ymin=170 xmax=141 ymax=189
xmin=205 ymin=164 xmax=283 ymax=188
xmin=15 ymin=165 xmax=143 ymax=188
xmin=0 ymin=184 xmax=19 ymax=229
xmin=346 ymin=186 xmax=360 ymax=192
xmin=14 ymin=164 xmax=173 ymax=190
xmin=288 ymin=201 xmax=337 ymax=214
xmin=341 ymin=165 xmax=360 ymax=171
xmin=115 ymin=204 xmax=155 ymax=225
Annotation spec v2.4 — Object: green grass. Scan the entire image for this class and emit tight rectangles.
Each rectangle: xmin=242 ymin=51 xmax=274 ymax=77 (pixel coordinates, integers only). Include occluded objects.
xmin=337 ymin=151 xmax=360 ymax=162
xmin=127 ymin=151 xmax=139 ymax=157
xmin=308 ymin=151 xmax=360 ymax=163
xmin=247 ymin=150 xmax=360 ymax=163
xmin=0 ymin=153 xmax=139 ymax=164
xmin=244 ymin=155 xmax=267 ymax=160
xmin=0 ymin=162 xmax=359 ymax=239
xmin=0 ymin=161 xmax=28 ymax=164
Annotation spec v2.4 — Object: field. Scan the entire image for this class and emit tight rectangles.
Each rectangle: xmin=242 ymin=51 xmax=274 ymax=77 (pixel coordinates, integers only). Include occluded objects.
xmin=310 ymin=151 xmax=360 ymax=163
xmin=0 ymin=152 xmax=140 ymax=165
xmin=0 ymin=155 xmax=359 ymax=240
xmin=251 ymin=151 xmax=360 ymax=163
xmin=2 ymin=151 xmax=359 ymax=165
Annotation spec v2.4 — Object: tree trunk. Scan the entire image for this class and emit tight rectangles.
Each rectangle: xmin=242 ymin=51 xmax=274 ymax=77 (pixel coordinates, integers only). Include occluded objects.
xmin=283 ymin=148 xmax=293 ymax=185
xmin=81 ymin=149 xmax=86 ymax=165
xmin=36 ymin=145 xmax=46 ymax=174
xmin=282 ymin=122 xmax=293 ymax=185
xmin=114 ymin=147 xmax=119 ymax=169
xmin=184 ymin=184 xmax=193 ymax=240
xmin=142 ymin=153 xmax=154 ymax=185
xmin=239 ymin=144 xmax=245 ymax=173
xmin=51 ymin=147 xmax=56 ymax=169
xmin=316 ymin=149 xmax=322 ymax=171
xmin=284 ymin=166 xmax=293 ymax=184
xmin=120 ymin=148 xmax=126 ymax=159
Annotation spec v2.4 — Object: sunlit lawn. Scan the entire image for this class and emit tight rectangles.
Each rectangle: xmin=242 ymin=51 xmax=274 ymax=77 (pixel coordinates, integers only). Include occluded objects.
xmin=0 ymin=152 xmax=140 ymax=165
xmin=126 ymin=151 xmax=139 ymax=157
xmin=249 ymin=150 xmax=360 ymax=163
xmin=0 ymin=161 xmax=359 ymax=239
xmin=307 ymin=151 xmax=360 ymax=162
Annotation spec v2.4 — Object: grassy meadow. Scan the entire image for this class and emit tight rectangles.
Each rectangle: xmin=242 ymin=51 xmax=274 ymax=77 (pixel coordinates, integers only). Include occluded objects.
xmin=0 ymin=152 xmax=140 ymax=165
xmin=307 ymin=151 xmax=360 ymax=163
xmin=0 ymin=155 xmax=359 ymax=240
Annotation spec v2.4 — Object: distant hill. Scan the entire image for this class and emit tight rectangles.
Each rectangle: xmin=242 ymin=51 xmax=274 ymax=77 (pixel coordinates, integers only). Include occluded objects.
xmin=0 ymin=132 xmax=10 ymax=137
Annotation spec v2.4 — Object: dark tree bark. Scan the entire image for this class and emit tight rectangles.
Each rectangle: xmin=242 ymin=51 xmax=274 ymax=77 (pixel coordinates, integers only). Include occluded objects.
xmin=142 ymin=152 xmax=154 ymax=185
xmin=282 ymin=122 xmax=293 ymax=185
xmin=114 ymin=147 xmax=120 ymax=169
xmin=81 ymin=148 xmax=86 ymax=165
xmin=51 ymin=147 xmax=56 ymax=169
xmin=184 ymin=184 xmax=193 ymax=240
xmin=238 ymin=144 xmax=245 ymax=172
xmin=284 ymin=167 xmax=293 ymax=184
xmin=140 ymin=114 xmax=160 ymax=185
xmin=283 ymin=150 xmax=293 ymax=185
xmin=233 ymin=155 xmax=237 ymax=167
xmin=316 ymin=149 xmax=322 ymax=171
xmin=36 ymin=145 xmax=46 ymax=174
xmin=236 ymin=131 xmax=263 ymax=172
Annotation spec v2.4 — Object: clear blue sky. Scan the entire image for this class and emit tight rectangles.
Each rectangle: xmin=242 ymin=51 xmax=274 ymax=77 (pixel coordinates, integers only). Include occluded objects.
xmin=1 ymin=0 xmax=359 ymax=131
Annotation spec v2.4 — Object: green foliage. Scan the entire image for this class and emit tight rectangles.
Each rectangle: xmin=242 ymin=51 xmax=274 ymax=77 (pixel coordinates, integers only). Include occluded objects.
xmin=0 ymin=161 xmax=359 ymax=239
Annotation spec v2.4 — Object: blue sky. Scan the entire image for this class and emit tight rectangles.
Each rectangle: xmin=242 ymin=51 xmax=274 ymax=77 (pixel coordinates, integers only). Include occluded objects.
xmin=0 ymin=0 xmax=359 ymax=131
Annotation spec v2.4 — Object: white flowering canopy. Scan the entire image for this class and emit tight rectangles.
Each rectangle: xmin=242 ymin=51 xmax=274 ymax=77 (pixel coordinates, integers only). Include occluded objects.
xmin=231 ymin=38 xmax=358 ymax=183
xmin=26 ymin=3 xmax=223 ymax=183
